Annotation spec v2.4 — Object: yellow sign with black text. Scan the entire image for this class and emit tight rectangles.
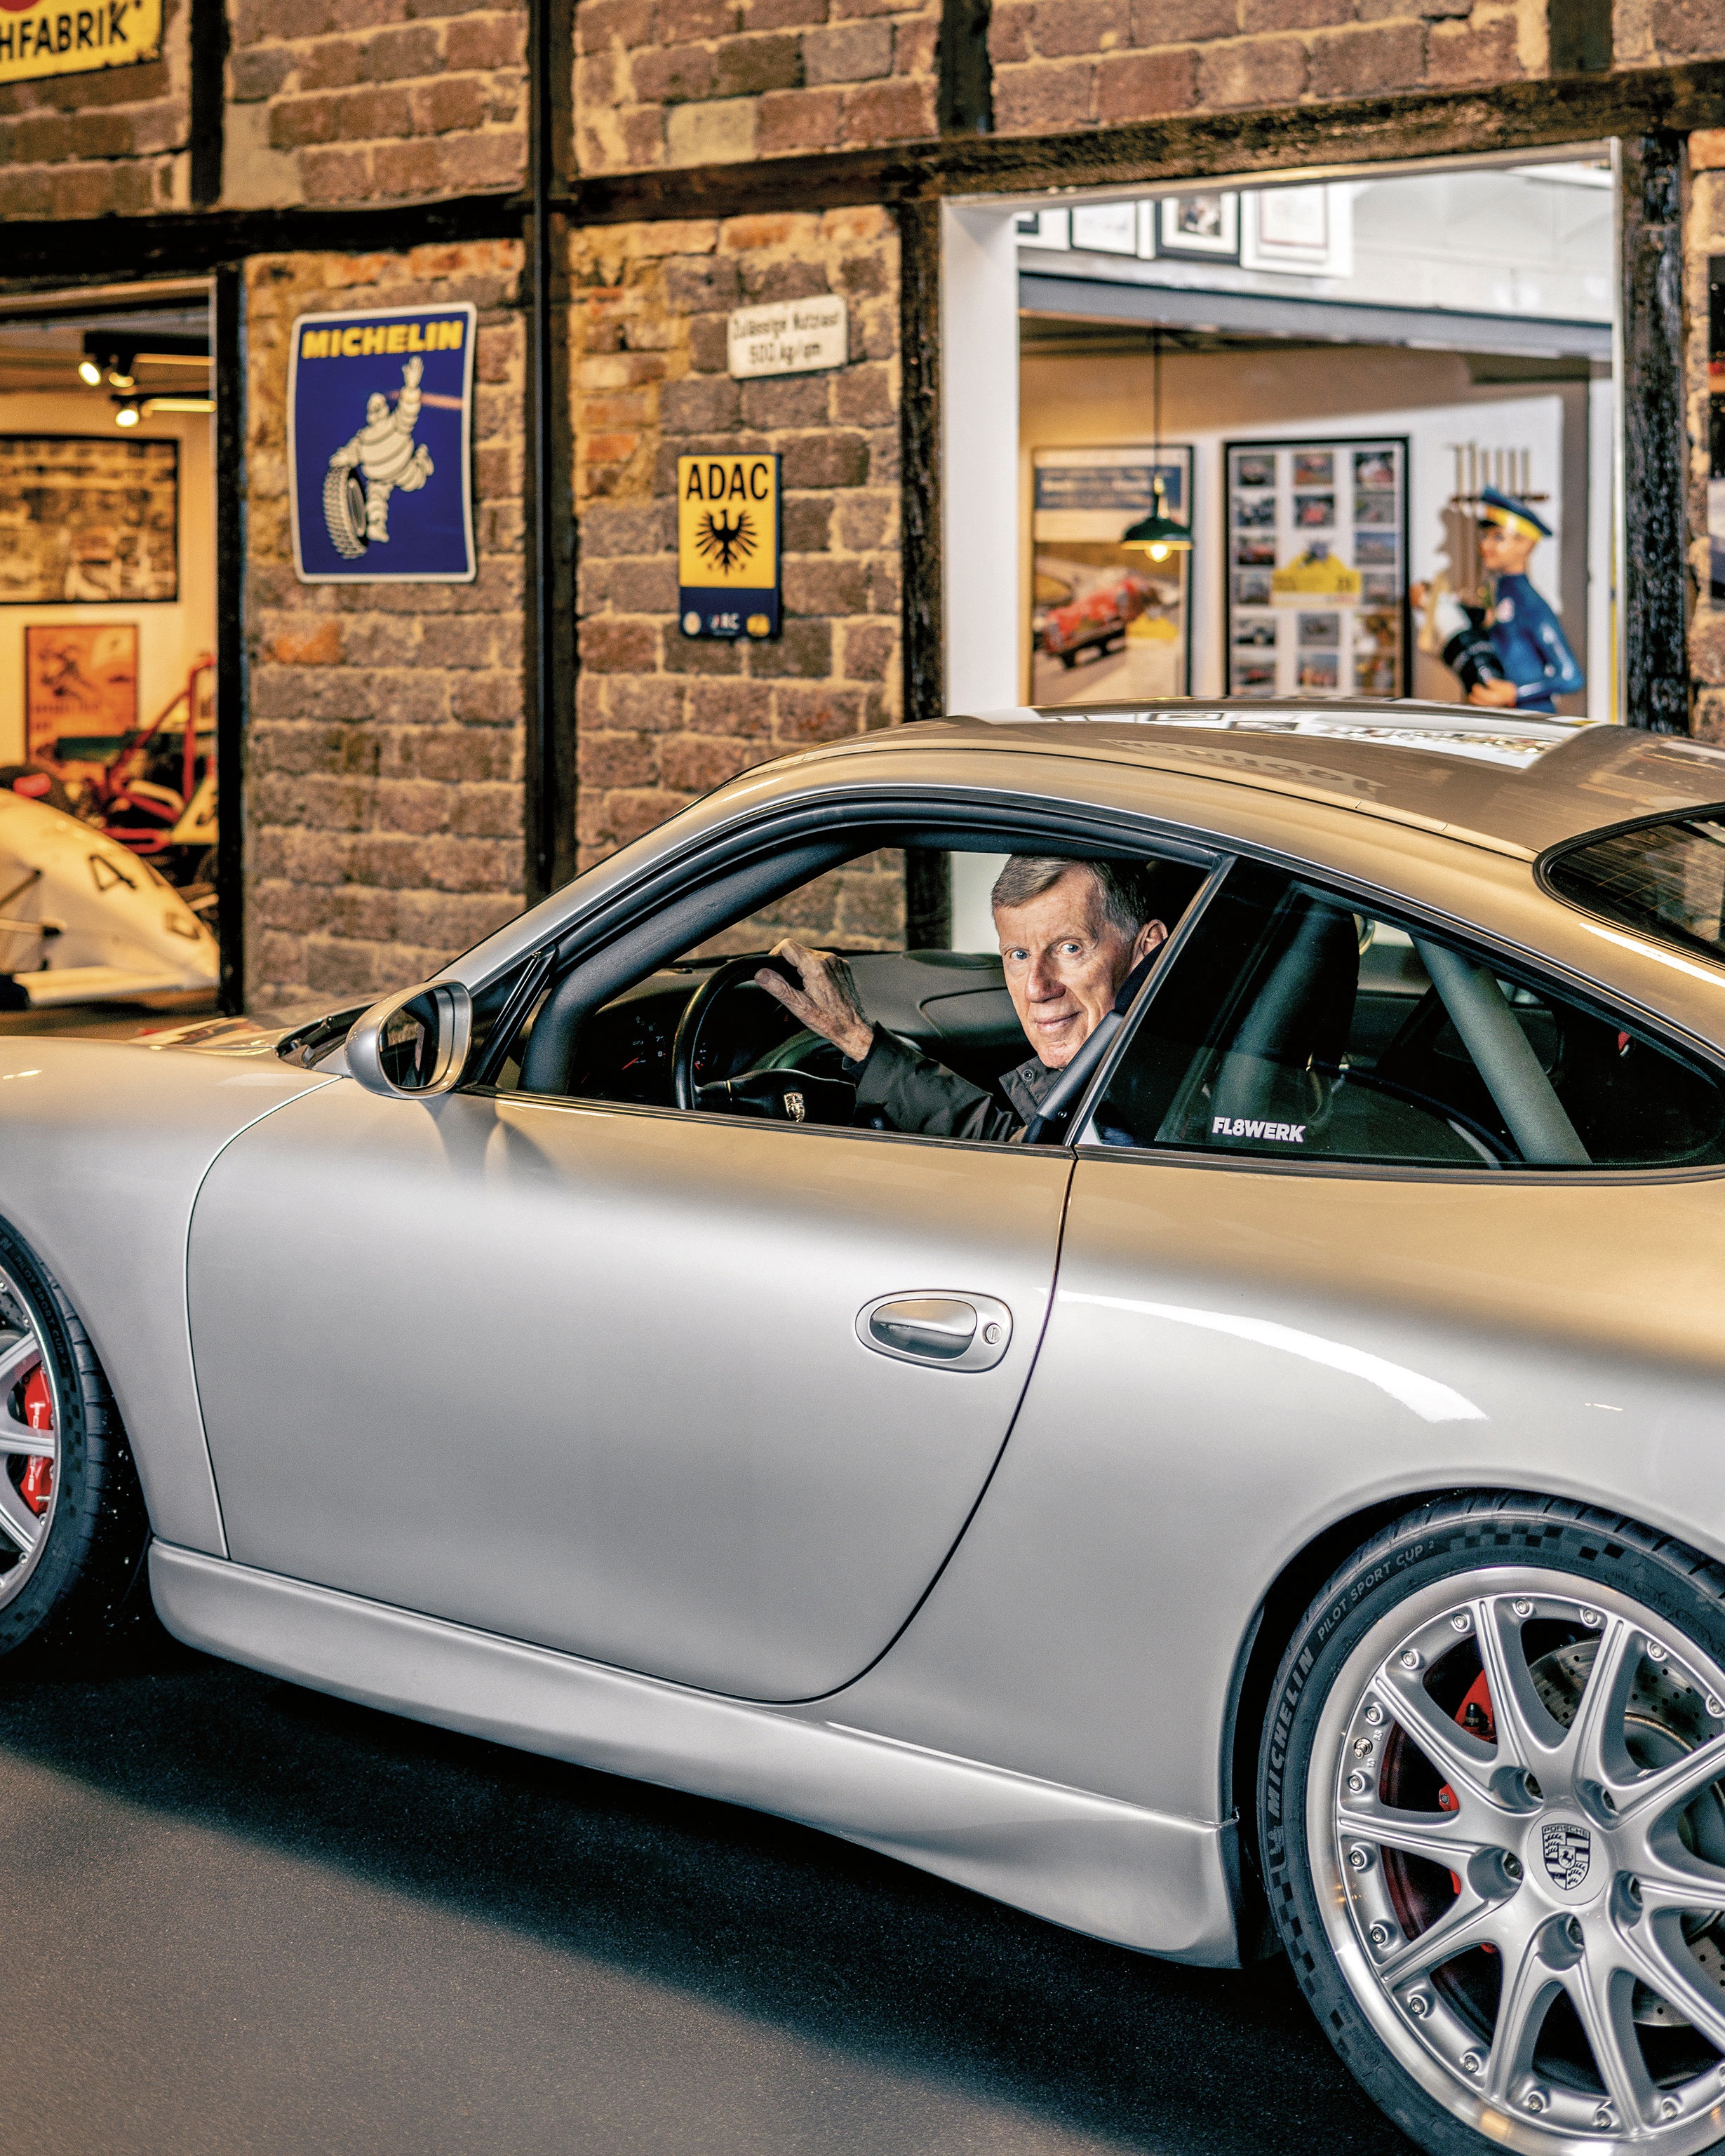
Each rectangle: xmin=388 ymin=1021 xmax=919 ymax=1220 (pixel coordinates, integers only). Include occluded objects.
xmin=676 ymin=452 xmax=780 ymax=641
xmin=0 ymin=0 xmax=161 ymax=85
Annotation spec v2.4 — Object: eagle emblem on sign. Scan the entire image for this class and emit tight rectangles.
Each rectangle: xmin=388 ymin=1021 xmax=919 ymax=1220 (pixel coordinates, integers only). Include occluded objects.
xmin=1542 ymin=1821 xmax=1591 ymax=1891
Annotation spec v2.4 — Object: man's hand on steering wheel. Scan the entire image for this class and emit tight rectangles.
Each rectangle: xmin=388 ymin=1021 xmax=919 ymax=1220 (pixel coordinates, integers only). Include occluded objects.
xmin=755 ymin=941 xmax=874 ymax=1063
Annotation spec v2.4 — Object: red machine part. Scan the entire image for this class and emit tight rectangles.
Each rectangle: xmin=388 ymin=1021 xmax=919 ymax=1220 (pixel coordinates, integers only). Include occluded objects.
xmin=20 ymin=1366 xmax=52 ymax=1516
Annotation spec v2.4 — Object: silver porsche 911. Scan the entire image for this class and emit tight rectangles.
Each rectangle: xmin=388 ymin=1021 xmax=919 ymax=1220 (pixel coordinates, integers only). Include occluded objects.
xmin=12 ymin=702 xmax=1725 ymax=2156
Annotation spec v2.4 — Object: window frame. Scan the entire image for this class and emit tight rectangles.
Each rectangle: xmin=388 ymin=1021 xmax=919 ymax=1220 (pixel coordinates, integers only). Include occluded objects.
xmin=1068 ymin=851 xmax=1725 ymax=1185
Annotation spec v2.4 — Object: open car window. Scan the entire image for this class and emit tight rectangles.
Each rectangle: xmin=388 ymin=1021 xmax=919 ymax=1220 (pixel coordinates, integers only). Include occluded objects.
xmin=484 ymin=841 xmax=1209 ymax=1140
xmin=1082 ymin=858 xmax=1725 ymax=1172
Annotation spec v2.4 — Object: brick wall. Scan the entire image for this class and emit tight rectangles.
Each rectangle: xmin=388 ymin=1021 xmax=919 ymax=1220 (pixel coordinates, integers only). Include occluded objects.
xmin=574 ymin=0 xmax=937 ymax=176
xmin=1689 ymin=130 xmax=1724 ymax=743
xmin=245 ymin=243 xmax=527 ymax=1013
xmin=570 ymin=208 xmax=902 ymax=898
xmin=0 ymin=0 xmax=188 ymax=217
xmin=986 ymin=0 xmax=1550 ymax=131
xmin=224 ymin=0 xmax=525 ymax=209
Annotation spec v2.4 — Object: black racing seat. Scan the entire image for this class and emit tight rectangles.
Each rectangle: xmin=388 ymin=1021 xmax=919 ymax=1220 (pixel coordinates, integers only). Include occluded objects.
xmin=1197 ymin=894 xmax=1361 ymax=1144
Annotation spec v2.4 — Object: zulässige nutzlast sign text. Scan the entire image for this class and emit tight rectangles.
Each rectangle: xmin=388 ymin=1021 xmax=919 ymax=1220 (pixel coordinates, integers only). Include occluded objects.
xmin=0 ymin=0 xmax=159 ymax=85
xmin=678 ymin=454 xmax=781 ymax=641
xmin=287 ymin=303 xmax=478 ymax=584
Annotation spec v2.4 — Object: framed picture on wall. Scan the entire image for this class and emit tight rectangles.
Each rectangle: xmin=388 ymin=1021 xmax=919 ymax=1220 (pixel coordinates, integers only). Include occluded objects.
xmin=1222 ymin=436 xmax=1409 ymax=701
xmin=1155 ymin=193 xmax=1240 ymax=261
xmin=1029 ymin=445 xmax=1194 ymax=705
xmin=25 ymin=623 xmax=139 ymax=774
xmin=1240 ymin=187 xmax=1354 ymax=278
xmin=0 ymin=436 xmax=178 ymax=605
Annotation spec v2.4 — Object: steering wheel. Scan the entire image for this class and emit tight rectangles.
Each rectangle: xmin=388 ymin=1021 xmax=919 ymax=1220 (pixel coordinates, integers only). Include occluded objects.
xmin=671 ymin=956 xmax=855 ymax=1123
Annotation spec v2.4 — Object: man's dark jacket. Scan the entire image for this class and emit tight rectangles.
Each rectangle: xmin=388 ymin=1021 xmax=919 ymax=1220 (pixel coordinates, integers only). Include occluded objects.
xmin=841 ymin=1025 xmax=1059 ymax=1142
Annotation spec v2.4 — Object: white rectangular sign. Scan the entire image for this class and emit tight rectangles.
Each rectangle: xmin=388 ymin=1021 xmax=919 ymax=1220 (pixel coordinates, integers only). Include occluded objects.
xmin=727 ymin=297 xmax=847 ymax=380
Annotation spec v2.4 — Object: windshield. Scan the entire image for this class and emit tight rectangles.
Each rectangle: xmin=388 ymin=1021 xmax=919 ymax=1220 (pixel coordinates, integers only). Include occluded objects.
xmin=1545 ymin=811 xmax=1725 ymax=967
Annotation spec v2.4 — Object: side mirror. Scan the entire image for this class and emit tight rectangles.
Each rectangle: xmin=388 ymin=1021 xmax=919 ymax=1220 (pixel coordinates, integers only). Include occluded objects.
xmin=347 ymin=980 xmax=473 ymax=1100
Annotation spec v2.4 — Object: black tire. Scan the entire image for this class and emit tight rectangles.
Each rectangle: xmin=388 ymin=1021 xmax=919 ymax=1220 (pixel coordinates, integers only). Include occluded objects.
xmin=0 ymin=1221 xmax=150 ymax=1664
xmin=1260 ymin=1494 xmax=1725 ymax=2156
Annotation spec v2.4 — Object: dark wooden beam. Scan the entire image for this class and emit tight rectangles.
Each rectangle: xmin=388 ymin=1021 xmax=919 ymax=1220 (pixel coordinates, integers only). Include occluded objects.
xmin=189 ymin=0 xmax=229 ymax=209
xmin=1620 ymin=128 xmax=1690 ymax=732
xmin=212 ymin=261 xmax=248 ymax=1013
xmin=897 ymin=196 xmax=951 ymax=945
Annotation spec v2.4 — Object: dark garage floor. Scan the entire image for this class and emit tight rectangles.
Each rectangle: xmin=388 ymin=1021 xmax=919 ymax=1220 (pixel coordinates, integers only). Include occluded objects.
xmin=0 ymin=1637 xmax=1418 ymax=2156
xmin=0 ymin=1002 xmax=1414 ymax=2154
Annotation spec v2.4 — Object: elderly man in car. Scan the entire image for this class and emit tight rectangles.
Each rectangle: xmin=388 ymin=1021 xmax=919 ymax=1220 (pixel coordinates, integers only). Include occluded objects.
xmin=756 ymin=856 xmax=1170 ymax=1141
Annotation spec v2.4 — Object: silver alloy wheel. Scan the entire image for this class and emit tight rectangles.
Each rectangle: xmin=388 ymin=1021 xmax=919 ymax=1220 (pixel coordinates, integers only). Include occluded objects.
xmin=1310 ymin=1565 xmax=1725 ymax=2154
xmin=0 ymin=1262 xmax=58 ymax=1605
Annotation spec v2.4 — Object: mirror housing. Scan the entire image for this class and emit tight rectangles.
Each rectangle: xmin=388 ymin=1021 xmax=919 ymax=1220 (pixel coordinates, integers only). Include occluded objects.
xmin=347 ymin=981 xmax=474 ymax=1100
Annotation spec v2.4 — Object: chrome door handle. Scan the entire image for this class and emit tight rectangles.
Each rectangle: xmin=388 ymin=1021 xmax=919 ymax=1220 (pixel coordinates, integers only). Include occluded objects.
xmin=856 ymin=1293 xmax=1013 ymax=1373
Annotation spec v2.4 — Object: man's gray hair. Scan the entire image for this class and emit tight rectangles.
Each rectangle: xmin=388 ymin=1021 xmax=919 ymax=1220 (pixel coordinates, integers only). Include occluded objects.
xmin=989 ymin=855 xmax=1158 ymax=939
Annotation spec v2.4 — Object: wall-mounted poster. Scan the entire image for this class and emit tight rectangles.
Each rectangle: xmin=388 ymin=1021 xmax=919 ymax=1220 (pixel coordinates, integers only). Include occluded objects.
xmin=1223 ymin=438 xmax=1409 ymax=701
xmin=25 ymin=624 xmax=138 ymax=774
xmin=1030 ymin=445 xmax=1193 ymax=704
xmin=288 ymin=303 xmax=477 ymax=584
xmin=0 ymin=437 xmax=177 ymax=605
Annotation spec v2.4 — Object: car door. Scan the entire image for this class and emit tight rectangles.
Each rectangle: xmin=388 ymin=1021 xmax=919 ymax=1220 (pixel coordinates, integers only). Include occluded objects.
xmin=186 ymin=1078 xmax=1068 ymax=1703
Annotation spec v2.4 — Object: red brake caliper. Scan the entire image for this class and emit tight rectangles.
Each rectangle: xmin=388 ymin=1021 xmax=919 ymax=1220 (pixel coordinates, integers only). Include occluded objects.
xmin=1437 ymin=1670 xmax=1495 ymax=1910
xmin=20 ymin=1367 xmax=53 ymax=1516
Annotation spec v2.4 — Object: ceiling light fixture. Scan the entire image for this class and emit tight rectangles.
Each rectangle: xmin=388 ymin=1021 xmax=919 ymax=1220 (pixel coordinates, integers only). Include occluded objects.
xmin=141 ymin=396 xmax=215 ymax=415
xmin=77 ymin=358 xmax=102 ymax=386
xmin=114 ymin=397 xmax=141 ymax=429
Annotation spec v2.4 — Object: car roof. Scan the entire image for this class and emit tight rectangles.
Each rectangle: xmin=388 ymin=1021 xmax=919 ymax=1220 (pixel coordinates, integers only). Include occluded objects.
xmin=852 ymin=702 xmax=1725 ymax=860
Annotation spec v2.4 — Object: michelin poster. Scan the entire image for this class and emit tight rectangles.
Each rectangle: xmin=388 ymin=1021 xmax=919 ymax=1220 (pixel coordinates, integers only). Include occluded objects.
xmin=288 ymin=302 xmax=477 ymax=584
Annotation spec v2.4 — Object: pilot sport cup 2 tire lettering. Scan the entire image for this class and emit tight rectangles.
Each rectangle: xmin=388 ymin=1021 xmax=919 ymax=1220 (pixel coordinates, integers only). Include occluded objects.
xmin=1260 ymin=1496 xmax=1725 ymax=2156
xmin=0 ymin=1222 xmax=149 ymax=1660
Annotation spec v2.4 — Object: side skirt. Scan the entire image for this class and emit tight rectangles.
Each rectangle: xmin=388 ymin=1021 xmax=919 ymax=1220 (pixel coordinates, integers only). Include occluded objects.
xmin=150 ymin=1542 xmax=1241 ymax=1967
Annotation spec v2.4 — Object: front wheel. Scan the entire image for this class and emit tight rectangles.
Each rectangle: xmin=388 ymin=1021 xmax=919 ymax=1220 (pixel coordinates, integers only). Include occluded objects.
xmin=1261 ymin=1496 xmax=1725 ymax=2156
xmin=0 ymin=1225 xmax=149 ymax=1659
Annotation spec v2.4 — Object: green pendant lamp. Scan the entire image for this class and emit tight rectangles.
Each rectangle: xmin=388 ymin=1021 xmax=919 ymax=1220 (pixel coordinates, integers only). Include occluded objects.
xmin=1122 ymin=327 xmax=1190 ymax=563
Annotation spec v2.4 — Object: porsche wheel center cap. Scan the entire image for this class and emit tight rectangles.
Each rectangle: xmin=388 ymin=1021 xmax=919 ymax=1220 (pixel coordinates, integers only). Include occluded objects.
xmin=1540 ymin=1818 xmax=1595 ymax=1896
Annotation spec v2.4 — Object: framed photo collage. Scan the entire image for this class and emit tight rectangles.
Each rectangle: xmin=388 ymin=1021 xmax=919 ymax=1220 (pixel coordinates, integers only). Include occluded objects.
xmin=1224 ymin=436 xmax=1410 ymax=700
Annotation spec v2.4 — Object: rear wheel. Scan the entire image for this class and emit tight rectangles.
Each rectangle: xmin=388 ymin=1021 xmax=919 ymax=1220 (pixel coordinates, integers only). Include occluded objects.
xmin=0 ymin=1225 xmax=149 ymax=1659
xmin=1261 ymin=1496 xmax=1725 ymax=2155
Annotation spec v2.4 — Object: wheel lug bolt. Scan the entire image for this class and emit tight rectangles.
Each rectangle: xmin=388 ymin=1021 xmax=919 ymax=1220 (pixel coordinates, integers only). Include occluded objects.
xmin=1524 ymin=2085 xmax=1548 ymax=2114
xmin=1646 ymin=1638 xmax=1669 ymax=1662
xmin=1451 ymin=1612 xmax=1472 ymax=1632
xmin=1566 ymin=1915 xmax=1583 ymax=1948
xmin=1579 ymin=1608 xmax=1602 ymax=1627
xmin=1347 ymin=1771 xmax=1368 ymax=1794
xmin=1708 ymin=1697 xmax=1724 ymax=1720
xmin=1512 ymin=1598 xmax=1533 ymax=1618
xmin=1595 ymin=2106 xmax=1616 ymax=2129
xmin=1399 ymin=1650 xmax=1421 ymax=1671
xmin=1524 ymin=1773 xmax=1543 ymax=1801
xmin=1407 ymin=1991 xmax=1430 ymax=2019
xmin=1353 ymin=1737 xmax=1372 ymax=1757
xmin=1368 ymin=1922 xmax=1392 ymax=1949
xmin=1503 ymin=1854 xmax=1523 ymax=1880
xmin=1364 ymin=1703 xmax=1385 ymax=1726
xmin=1461 ymin=2051 xmax=1482 ymax=2075
xmin=1625 ymin=1876 xmax=1643 ymax=1905
xmin=1348 ymin=1847 xmax=1372 ymax=1872
xmin=1660 ymin=2096 xmax=1679 ymax=2120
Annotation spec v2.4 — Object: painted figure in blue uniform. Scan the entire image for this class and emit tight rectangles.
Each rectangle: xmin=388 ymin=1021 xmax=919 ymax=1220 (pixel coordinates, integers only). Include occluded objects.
xmin=1414 ymin=485 xmax=1583 ymax=715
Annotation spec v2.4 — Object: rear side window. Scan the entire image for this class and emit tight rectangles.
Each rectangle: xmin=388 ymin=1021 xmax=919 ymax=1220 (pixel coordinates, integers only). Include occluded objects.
xmin=1085 ymin=859 xmax=1725 ymax=1171
xmin=1544 ymin=812 xmax=1725 ymax=970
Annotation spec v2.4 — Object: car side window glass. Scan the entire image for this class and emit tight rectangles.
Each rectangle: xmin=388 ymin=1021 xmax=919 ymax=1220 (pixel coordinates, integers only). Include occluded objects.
xmin=1085 ymin=861 xmax=1725 ymax=1171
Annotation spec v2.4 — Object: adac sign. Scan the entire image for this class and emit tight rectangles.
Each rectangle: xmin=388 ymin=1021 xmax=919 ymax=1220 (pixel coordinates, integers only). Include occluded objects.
xmin=677 ymin=453 xmax=780 ymax=640
xmin=0 ymin=0 xmax=159 ymax=85
xmin=288 ymin=302 xmax=477 ymax=585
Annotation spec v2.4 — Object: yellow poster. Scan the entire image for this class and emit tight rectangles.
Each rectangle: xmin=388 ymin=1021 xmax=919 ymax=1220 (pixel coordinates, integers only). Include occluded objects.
xmin=676 ymin=452 xmax=779 ymax=641
xmin=0 ymin=0 xmax=161 ymax=86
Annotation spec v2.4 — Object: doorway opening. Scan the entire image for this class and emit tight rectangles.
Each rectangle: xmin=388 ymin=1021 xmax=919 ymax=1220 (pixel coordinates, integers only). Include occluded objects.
xmin=0 ymin=282 xmax=225 ymax=1021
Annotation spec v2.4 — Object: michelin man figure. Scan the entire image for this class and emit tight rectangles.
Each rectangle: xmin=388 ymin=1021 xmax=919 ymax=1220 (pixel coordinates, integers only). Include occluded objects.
xmin=1413 ymin=485 xmax=1583 ymax=715
xmin=328 ymin=354 xmax=434 ymax=544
